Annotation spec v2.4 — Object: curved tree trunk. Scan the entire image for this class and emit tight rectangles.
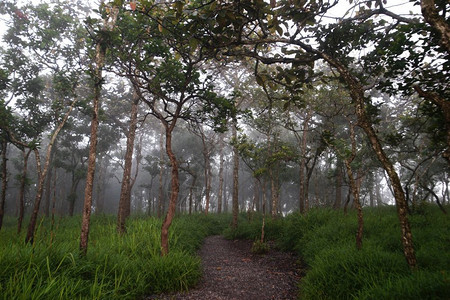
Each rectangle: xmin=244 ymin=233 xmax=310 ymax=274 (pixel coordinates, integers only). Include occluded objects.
xmin=26 ymin=103 xmax=75 ymax=244
xmin=320 ymin=52 xmax=417 ymax=269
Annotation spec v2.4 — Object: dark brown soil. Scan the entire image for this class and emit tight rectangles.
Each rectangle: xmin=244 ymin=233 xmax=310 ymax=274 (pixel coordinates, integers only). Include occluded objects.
xmin=146 ymin=235 xmax=301 ymax=300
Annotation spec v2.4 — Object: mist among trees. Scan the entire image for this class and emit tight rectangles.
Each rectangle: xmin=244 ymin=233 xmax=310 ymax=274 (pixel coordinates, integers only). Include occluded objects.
xmin=0 ymin=0 xmax=448 ymax=298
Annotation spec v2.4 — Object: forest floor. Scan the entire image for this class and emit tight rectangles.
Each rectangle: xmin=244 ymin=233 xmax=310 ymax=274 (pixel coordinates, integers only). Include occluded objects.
xmin=146 ymin=235 xmax=302 ymax=300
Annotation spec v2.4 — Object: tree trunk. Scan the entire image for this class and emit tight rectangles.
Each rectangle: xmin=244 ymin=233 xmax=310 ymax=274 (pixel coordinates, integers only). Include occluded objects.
xmin=320 ymin=52 xmax=417 ymax=269
xmin=161 ymin=125 xmax=179 ymax=256
xmin=158 ymin=124 xmax=164 ymax=218
xmin=26 ymin=102 xmax=75 ymax=244
xmin=199 ymin=129 xmax=212 ymax=215
xmin=0 ymin=138 xmax=7 ymax=231
xmin=344 ymin=161 xmax=364 ymax=250
xmin=80 ymin=57 xmax=101 ymax=254
xmin=17 ymin=149 xmax=31 ymax=234
xmin=334 ymin=159 xmax=343 ymax=209
xmin=420 ymin=0 xmax=450 ymax=54
xmin=117 ymin=92 xmax=139 ymax=234
xmin=68 ymin=178 xmax=81 ymax=216
xmin=231 ymin=121 xmax=239 ymax=229
xmin=188 ymin=175 xmax=197 ymax=215
xmin=299 ymin=161 xmax=305 ymax=213
xmin=79 ymin=4 xmax=118 ymax=255
xmin=218 ymin=136 xmax=224 ymax=213
xmin=43 ymin=155 xmax=53 ymax=217
xmin=299 ymin=111 xmax=311 ymax=213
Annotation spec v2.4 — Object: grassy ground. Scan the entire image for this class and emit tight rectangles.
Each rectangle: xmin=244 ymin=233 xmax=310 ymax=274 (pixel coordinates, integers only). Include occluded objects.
xmin=0 ymin=213 xmax=230 ymax=299
xmin=225 ymin=205 xmax=450 ymax=299
xmin=1 ymin=206 xmax=448 ymax=299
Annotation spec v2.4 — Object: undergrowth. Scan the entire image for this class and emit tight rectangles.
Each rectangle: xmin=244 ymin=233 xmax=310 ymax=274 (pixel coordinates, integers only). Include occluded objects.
xmin=0 ymin=213 xmax=230 ymax=300
xmin=226 ymin=206 xmax=450 ymax=299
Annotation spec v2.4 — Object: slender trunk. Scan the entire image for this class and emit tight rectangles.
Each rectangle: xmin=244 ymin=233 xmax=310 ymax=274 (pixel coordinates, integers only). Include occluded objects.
xmin=161 ymin=126 xmax=179 ymax=256
xmin=253 ymin=177 xmax=259 ymax=212
xmin=200 ymin=130 xmax=212 ymax=215
xmin=117 ymin=93 xmax=139 ymax=234
xmin=299 ymin=162 xmax=305 ymax=213
xmin=299 ymin=111 xmax=311 ymax=213
xmin=0 ymin=139 xmax=7 ymax=231
xmin=188 ymin=175 xmax=196 ymax=215
xmin=26 ymin=102 xmax=75 ymax=244
xmin=51 ymin=168 xmax=57 ymax=232
xmin=344 ymin=161 xmax=364 ymax=250
xmin=80 ymin=4 xmax=118 ymax=255
xmin=68 ymin=178 xmax=81 ymax=216
xmin=17 ymin=149 xmax=31 ymax=234
xmin=320 ymin=52 xmax=416 ymax=268
xmin=79 ymin=61 xmax=101 ymax=255
xmin=231 ymin=122 xmax=239 ymax=229
xmin=334 ymin=159 xmax=343 ymax=209
xmin=218 ymin=136 xmax=224 ymax=213
xmin=43 ymin=153 xmax=53 ymax=217
xmin=158 ymin=124 xmax=164 ymax=218
xmin=270 ymin=167 xmax=279 ymax=218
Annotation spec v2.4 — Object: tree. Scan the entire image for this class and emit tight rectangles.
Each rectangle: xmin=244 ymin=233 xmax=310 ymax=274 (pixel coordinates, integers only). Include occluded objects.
xmin=0 ymin=2 xmax=85 ymax=242
xmin=80 ymin=1 xmax=118 ymax=256
xmin=110 ymin=2 xmax=233 ymax=254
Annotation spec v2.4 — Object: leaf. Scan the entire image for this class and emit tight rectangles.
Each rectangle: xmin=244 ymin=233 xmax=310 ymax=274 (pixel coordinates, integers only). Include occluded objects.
xmin=158 ymin=23 xmax=163 ymax=33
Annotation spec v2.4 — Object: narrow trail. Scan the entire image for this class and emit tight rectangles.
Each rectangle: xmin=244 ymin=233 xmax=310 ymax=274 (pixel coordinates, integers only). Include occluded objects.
xmin=148 ymin=235 xmax=301 ymax=300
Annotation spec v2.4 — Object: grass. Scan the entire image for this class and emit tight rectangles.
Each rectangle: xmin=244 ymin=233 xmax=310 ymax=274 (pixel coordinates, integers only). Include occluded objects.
xmin=0 ymin=213 xmax=231 ymax=300
xmin=2 ymin=206 xmax=448 ymax=299
xmin=226 ymin=205 xmax=450 ymax=299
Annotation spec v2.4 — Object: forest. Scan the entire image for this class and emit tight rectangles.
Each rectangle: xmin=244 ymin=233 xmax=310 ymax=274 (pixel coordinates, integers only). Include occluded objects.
xmin=0 ymin=0 xmax=449 ymax=299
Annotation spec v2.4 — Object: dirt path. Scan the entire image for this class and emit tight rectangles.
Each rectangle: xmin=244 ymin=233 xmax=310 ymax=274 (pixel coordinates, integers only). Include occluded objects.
xmin=147 ymin=235 xmax=301 ymax=300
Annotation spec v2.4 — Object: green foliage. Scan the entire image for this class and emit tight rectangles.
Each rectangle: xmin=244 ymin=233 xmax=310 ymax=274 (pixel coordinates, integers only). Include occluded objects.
xmin=251 ymin=240 xmax=270 ymax=255
xmin=229 ymin=206 xmax=450 ymax=299
xmin=0 ymin=214 xmax=230 ymax=299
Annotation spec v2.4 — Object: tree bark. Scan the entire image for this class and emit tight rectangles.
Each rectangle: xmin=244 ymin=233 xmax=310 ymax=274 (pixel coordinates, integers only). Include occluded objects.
xmin=26 ymin=102 xmax=75 ymax=244
xmin=200 ymin=131 xmax=212 ymax=215
xmin=161 ymin=124 xmax=179 ymax=256
xmin=320 ymin=53 xmax=417 ymax=269
xmin=158 ymin=124 xmax=165 ymax=218
xmin=0 ymin=138 xmax=7 ymax=231
xmin=334 ymin=158 xmax=343 ymax=209
xmin=79 ymin=47 xmax=102 ymax=254
xmin=117 ymin=91 xmax=139 ymax=234
xmin=299 ymin=111 xmax=311 ymax=213
xmin=231 ymin=121 xmax=240 ymax=229
xmin=17 ymin=148 xmax=32 ymax=234
xmin=345 ymin=160 xmax=364 ymax=250
xmin=218 ymin=135 xmax=224 ymax=213
xmin=420 ymin=0 xmax=450 ymax=54
xmin=79 ymin=3 xmax=118 ymax=255
xmin=43 ymin=150 xmax=53 ymax=217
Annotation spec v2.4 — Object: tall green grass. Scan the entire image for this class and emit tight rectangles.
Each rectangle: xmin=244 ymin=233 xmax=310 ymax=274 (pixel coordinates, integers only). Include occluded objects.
xmin=227 ymin=206 xmax=450 ymax=299
xmin=0 ymin=213 xmax=230 ymax=299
